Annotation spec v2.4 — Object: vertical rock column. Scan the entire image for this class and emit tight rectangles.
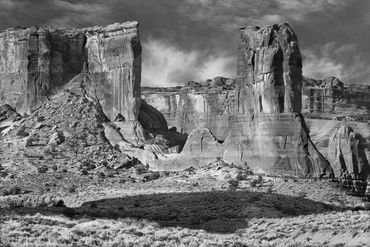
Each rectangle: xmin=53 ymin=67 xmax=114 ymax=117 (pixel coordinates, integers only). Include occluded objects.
xmin=227 ymin=23 xmax=331 ymax=177
xmin=237 ymin=24 xmax=302 ymax=114
xmin=85 ymin=22 xmax=142 ymax=121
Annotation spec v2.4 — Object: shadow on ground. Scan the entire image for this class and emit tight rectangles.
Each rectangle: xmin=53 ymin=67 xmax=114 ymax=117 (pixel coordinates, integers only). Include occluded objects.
xmin=1 ymin=190 xmax=344 ymax=233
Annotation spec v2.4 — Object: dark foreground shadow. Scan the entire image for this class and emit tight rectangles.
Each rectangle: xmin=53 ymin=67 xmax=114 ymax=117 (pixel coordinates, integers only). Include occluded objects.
xmin=0 ymin=190 xmax=344 ymax=233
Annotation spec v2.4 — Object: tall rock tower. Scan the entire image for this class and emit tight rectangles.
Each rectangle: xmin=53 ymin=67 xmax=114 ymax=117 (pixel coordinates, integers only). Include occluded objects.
xmin=237 ymin=24 xmax=302 ymax=114
xmin=224 ymin=23 xmax=332 ymax=177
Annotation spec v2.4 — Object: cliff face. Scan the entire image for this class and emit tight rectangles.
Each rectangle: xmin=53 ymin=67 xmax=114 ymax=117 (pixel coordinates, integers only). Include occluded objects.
xmin=84 ymin=22 xmax=141 ymax=121
xmin=0 ymin=22 xmax=145 ymax=123
xmin=142 ymin=86 xmax=236 ymax=140
xmin=0 ymin=27 xmax=85 ymax=114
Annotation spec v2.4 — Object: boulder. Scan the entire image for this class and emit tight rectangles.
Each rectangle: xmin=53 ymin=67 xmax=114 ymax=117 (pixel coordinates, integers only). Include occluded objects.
xmin=138 ymin=99 xmax=168 ymax=130
xmin=48 ymin=131 xmax=65 ymax=145
xmin=0 ymin=104 xmax=22 ymax=122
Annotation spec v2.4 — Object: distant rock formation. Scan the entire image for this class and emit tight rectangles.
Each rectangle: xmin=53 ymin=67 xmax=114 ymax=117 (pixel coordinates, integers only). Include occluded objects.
xmin=302 ymin=76 xmax=344 ymax=113
xmin=302 ymin=76 xmax=370 ymax=121
xmin=328 ymin=126 xmax=370 ymax=179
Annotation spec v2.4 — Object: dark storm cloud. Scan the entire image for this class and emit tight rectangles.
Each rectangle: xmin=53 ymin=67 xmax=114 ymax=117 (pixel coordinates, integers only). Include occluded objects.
xmin=0 ymin=0 xmax=369 ymax=86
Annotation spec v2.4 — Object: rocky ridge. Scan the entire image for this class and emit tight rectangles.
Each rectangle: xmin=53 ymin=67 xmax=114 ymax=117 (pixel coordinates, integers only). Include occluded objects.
xmin=1 ymin=22 xmax=369 ymax=180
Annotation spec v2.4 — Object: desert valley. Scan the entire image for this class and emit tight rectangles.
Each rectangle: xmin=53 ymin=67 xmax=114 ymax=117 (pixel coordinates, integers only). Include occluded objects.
xmin=0 ymin=4 xmax=370 ymax=247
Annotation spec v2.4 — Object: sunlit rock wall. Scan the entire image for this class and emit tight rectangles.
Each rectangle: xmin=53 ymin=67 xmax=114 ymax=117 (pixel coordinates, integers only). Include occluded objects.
xmin=142 ymin=87 xmax=236 ymax=140
xmin=85 ymin=22 xmax=142 ymax=121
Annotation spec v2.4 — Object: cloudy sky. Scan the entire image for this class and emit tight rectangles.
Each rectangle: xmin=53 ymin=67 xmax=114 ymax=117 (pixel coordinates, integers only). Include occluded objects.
xmin=0 ymin=0 xmax=369 ymax=86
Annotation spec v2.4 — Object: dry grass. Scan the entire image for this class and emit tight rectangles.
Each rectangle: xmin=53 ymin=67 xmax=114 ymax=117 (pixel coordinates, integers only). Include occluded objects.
xmin=1 ymin=210 xmax=370 ymax=247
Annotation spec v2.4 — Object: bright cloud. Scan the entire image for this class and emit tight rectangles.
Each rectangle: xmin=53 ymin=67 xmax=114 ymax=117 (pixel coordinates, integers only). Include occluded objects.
xmin=142 ymin=39 xmax=234 ymax=87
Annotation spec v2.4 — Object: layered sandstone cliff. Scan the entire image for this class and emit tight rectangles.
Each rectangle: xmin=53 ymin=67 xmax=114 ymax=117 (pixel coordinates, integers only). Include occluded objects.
xmin=0 ymin=22 xmax=168 ymax=137
xmin=0 ymin=23 xmax=146 ymax=122
xmin=84 ymin=22 xmax=142 ymax=121
xmin=0 ymin=22 xmax=186 ymax=168
xmin=0 ymin=26 xmax=85 ymax=114
xmin=302 ymin=77 xmax=370 ymax=121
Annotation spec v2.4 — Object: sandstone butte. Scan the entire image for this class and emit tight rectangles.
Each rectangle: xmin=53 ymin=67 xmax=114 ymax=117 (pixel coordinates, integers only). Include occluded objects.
xmin=0 ymin=22 xmax=369 ymax=179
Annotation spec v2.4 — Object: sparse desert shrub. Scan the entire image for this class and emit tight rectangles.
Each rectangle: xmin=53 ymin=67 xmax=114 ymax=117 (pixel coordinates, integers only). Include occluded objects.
xmin=62 ymin=168 xmax=68 ymax=173
xmin=82 ymin=160 xmax=96 ymax=170
xmin=80 ymin=169 xmax=88 ymax=175
xmin=97 ymin=172 xmax=105 ymax=178
xmin=62 ymin=207 xmax=76 ymax=217
xmin=134 ymin=164 xmax=148 ymax=175
xmin=297 ymin=191 xmax=307 ymax=198
xmin=2 ymin=186 xmax=22 ymax=196
xmin=228 ymin=179 xmax=239 ymax=189
xmin=68 ymin=185 xmax=77 ymax=193
xmin=142 ymin=171 xmax=160 ymax=182
xmin=37 ymin=165 xmax=48 ymax=173
xmin=0 ymin=170 xmax=8 ymax=178
xmin=106 ymin=171 xmax=115 ymax=178
xmin=52 ymin=164 xmax=58 ymax=171
xmin=55 ymin=200 xmax=65 ymax=207
xmin=249 ymin=180 xmax=257 ymax=188
xmin=263 ymin=186 xmax=272 ymax=194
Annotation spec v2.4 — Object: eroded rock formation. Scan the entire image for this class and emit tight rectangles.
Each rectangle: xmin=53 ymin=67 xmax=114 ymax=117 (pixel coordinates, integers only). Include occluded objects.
xmin=0 ymin=26 xmax=85 ymax=114
xmin=146 ymin=24 xmax=333 ymax=177
xmin=302 ymin=76 xmax=370 ymax=121
xmin=328 ymin=126 xmax=370 ymax=179
xmin=84 ymin=22 xmax=142 ymax=121
xmin=0 ymin=22 xmax=171 ymax=145
xmin=0 ymin=22 xmax=191 ymax=170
